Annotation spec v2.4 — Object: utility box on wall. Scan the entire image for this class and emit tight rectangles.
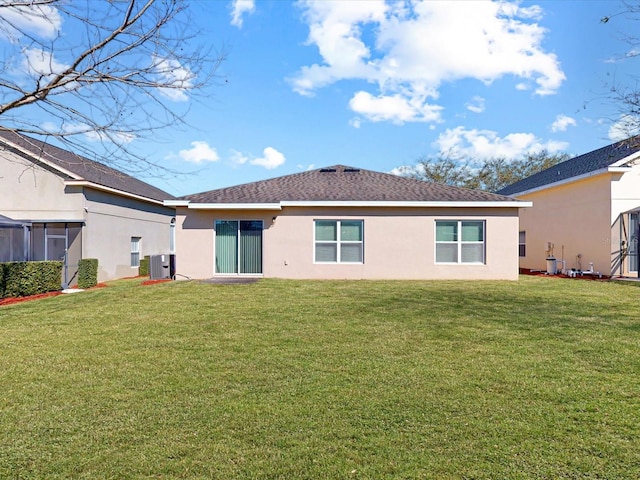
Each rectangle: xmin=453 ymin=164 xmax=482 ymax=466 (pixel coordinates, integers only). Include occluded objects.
xmin=149 ymin=254 xmax=176 ymax=280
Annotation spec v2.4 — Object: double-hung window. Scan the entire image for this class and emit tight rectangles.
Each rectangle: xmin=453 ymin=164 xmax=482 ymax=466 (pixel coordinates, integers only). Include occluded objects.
xmin=435 ymin=220 xmax=485 ymax=264
xmin=315 ymin=220 xmax=363 ymax=263
xmin=131 ymin=236 xmax=141 ymax=267
xmin=519 ymin=231 xmax=526 ymax=257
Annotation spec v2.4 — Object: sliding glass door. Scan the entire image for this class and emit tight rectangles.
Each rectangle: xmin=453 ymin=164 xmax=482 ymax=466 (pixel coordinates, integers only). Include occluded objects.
xmin=215 ymin=220 xmax=263 ymax=274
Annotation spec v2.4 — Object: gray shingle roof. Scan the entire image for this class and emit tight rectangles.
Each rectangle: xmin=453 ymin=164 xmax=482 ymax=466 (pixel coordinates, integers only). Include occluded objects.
xmin=497 ymin=138 xmax=640 ymax=196
xmin=0 ymin=128 xmax=174 ymax=202
xmin=180 ymin=165 xmax=518 ymax=203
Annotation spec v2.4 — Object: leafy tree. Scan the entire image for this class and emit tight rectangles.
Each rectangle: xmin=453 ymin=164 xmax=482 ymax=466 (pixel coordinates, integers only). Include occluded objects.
xmin=401 ymin=151 xmax=569 ymax=193
xmin=0 ymin=0 xmax=224 ymax=173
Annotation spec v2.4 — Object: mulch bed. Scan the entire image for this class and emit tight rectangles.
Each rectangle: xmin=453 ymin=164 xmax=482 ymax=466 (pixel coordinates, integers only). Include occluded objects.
xmin=141 ymin=279 xmax=172 ymax=286
xmin=520 ymin=269 xmax=609 ymax=281
xmin=0 ymin=283 xmax=108 ymax=307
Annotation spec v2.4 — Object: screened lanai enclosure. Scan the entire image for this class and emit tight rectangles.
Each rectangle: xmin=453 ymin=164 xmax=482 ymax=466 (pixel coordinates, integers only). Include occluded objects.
xmin=0 ymin=215 xmax=30 ymax=262
xmin=614 ymin=210 xmax=640 ymax=278
xmin=0 ymin=215 xmax=83 ymax=288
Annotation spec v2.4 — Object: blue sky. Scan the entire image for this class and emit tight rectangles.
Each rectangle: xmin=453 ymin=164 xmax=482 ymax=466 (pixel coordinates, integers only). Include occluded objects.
xmin=4 ymin=1 xmax=640 ymax=196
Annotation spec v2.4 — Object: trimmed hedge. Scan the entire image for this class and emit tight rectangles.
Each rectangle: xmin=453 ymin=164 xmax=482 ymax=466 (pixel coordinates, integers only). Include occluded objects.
xmin=139 ymin=256 xmax=150 ymax=277
xmin=77 ymin=258 xmax=98 ymax=289
xmin=0 ymin=261 xmax=63 ymax=298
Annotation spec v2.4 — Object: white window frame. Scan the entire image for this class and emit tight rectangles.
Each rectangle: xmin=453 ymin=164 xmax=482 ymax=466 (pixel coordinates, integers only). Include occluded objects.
xmin=131 ymin=236 xmax=141 ymax=267
xmin=314 ymin=219 xmax=364 ymax=264
xmin=435 ymin=220 xmax=485 ymax=264
xmin=519 ymin=231 xmax=526 ymax=258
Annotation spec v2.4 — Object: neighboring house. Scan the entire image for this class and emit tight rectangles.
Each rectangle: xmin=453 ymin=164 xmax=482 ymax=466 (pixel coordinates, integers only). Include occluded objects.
xmin=497 ymin=138 xmax=640 ymax=277
xmin=166 ymin=165 xmax=530 ymax=281
xmin=0 ymin=128 xmax=176 ymax=285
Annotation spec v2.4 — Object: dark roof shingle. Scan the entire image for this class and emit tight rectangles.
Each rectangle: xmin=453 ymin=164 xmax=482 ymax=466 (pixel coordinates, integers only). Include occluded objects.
xmin=0 ymin=128 xmax=174 ymax=202
xmin=180 ymin=165 xmax=518 ymax=204
xmin=497 ymin=138 xmax=640 ymax=196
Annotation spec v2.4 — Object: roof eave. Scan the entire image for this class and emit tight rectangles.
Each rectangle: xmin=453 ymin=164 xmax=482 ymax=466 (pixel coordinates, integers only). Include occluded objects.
xmin=502 ymin=166 xmax=631 ymax=197
xmin=177 ymin=200 xmax=531 ymax=209
xmin=280 ymin=200 xmax=530 ymax=208
xmin=0 ymin=136 xmax=83 ymax=180
xmin=65 ymin=180 xmax=169 ymax=206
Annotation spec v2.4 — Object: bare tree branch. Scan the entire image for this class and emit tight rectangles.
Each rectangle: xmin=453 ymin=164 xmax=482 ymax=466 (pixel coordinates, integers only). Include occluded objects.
xmin=0 ymin=0 xmax=225 ymax=174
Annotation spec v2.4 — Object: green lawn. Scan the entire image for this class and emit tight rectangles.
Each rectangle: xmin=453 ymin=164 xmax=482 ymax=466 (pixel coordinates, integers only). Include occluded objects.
xmin=1 ymin=276 xmax=639 ymax=479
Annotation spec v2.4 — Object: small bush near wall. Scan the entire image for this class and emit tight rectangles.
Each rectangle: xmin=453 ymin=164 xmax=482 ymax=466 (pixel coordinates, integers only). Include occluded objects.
xmin=77 ymin=258 xmax=99 ymax=289
xmin=0 ymin=261 xmax=63 ymax=298
xmin=139 ymin=256 xmax=150 ymax=277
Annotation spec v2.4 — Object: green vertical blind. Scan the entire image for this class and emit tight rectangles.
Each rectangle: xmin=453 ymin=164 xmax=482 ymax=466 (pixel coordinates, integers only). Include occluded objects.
xmin=215 ymin=220 xmax=263 ymax=274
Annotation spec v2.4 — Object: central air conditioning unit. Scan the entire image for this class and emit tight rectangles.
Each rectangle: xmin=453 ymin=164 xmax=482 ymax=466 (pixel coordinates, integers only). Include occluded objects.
xmin=149 ymin=254 xmax=176 ymax=280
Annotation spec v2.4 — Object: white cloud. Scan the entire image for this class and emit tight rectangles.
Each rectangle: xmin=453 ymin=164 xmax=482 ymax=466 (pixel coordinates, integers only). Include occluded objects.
xmin=608 ymin=115 xmax=640 ymax=141
xmin=40 ymin=121 xmax=135 ymax=144
xmin=230 ymin=149 xmax=249 ymax=165
xmin=230 ymin=0 xmax=255 ymax=28
xmin=551 ymin=114 xmax=576 ymax=132
xmin=435 ymin=126 xmax=568 ymax=161
xmin=466 ymin=96 xmax=486 ymax=114
xmin=0 ymin=3 xmax=61 ymax=42
xmin=349 ymin=90 xmax=442 ymax=124
xmin=178 ymin=141 xmax=219 ymax=163
xmin=152 ymin=55 xmax=195 ymax=102
xmin=289 ymin=1 xmax=564 ymax=124
xmin=250 ymin=147 xmax=285 ymax=169
xmin=21 ymin=48 xmax=68 ymax=78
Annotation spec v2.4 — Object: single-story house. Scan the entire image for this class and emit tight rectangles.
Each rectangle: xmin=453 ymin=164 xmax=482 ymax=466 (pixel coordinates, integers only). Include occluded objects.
xmin=0 ymin=128 xmax=176 ymax=285
xmin=166 ymin=165 xmax=531 ymax=280
xmin=497 ymin=138 xmax=640 ymax=277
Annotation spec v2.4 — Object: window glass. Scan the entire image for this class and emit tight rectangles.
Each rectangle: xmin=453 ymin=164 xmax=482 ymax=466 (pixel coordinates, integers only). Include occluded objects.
xmin=341 ymin=243 xmax=363 ymax=263
xmin=435 ymin=220 xmax=485 ymax=264
xmin=436 ymin=221 xmax=457 ymax=241
xmin=436 ymin=243 xmax=458 ymax=263
xmin=314 ymin=220 xmax=363 ymax=263
xmin=519 ymin=231 xmax=526 ymax=257
xmin=461 ymin=222 xmax=483 ymax=242
xmin=340 ymin=221 xmax=362 ymax=241
xmin=315 ymin=221 xmax=337 ymax=241
xmin=130 ymin=237 xmax=141 ymax=267
xmin=316 ymin=243 xmax=338 ymax=262
xmin=461 ymin=244 xmax=484 ymax=263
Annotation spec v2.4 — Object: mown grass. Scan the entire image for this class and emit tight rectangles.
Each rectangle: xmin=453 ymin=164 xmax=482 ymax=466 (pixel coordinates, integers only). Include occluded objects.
xmin=0 ymin=276 xmax=639 ymax=479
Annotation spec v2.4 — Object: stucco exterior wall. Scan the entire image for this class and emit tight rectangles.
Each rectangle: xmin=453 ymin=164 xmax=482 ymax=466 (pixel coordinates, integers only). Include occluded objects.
xmin=84 ymin=189 xmax=175 ymax=281
xmin=175 ymin=206 xmax=521 ymax=280
xmin=516 ymin=173 xmax=613 ymax=275
xmin=1 ymin=150 xmax=175 ymax=282
xmin=0 ymin=149 xmax=84 ymax=220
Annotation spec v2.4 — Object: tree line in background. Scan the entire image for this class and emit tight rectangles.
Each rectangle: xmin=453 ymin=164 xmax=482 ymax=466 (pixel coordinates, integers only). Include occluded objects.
xmin=400 ymin=151 xmax=570 ymax=193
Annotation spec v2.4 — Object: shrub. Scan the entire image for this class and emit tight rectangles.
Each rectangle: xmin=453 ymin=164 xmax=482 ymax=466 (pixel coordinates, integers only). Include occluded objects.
xmin=77 ymin=258 xmax=98 ymax=289
xmin=139 ymin=255 xmax=150 ymax=277
xmin=0 ymin=261 xmax=62 ymax=298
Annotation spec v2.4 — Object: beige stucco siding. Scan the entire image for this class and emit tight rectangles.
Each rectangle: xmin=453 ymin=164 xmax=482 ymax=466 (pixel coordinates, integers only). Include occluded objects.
xmin=1 ymin=150 xmax=175 ymax=282
xmin=0 ymin=149 xmax=84 ymax=220
xmin=516 ymin=173 xmax=613 ymax=274
xmin=175 ymin=206 xmax=521 ymax=280
xmin=83 ymin=189 xmax=174 ymax=281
